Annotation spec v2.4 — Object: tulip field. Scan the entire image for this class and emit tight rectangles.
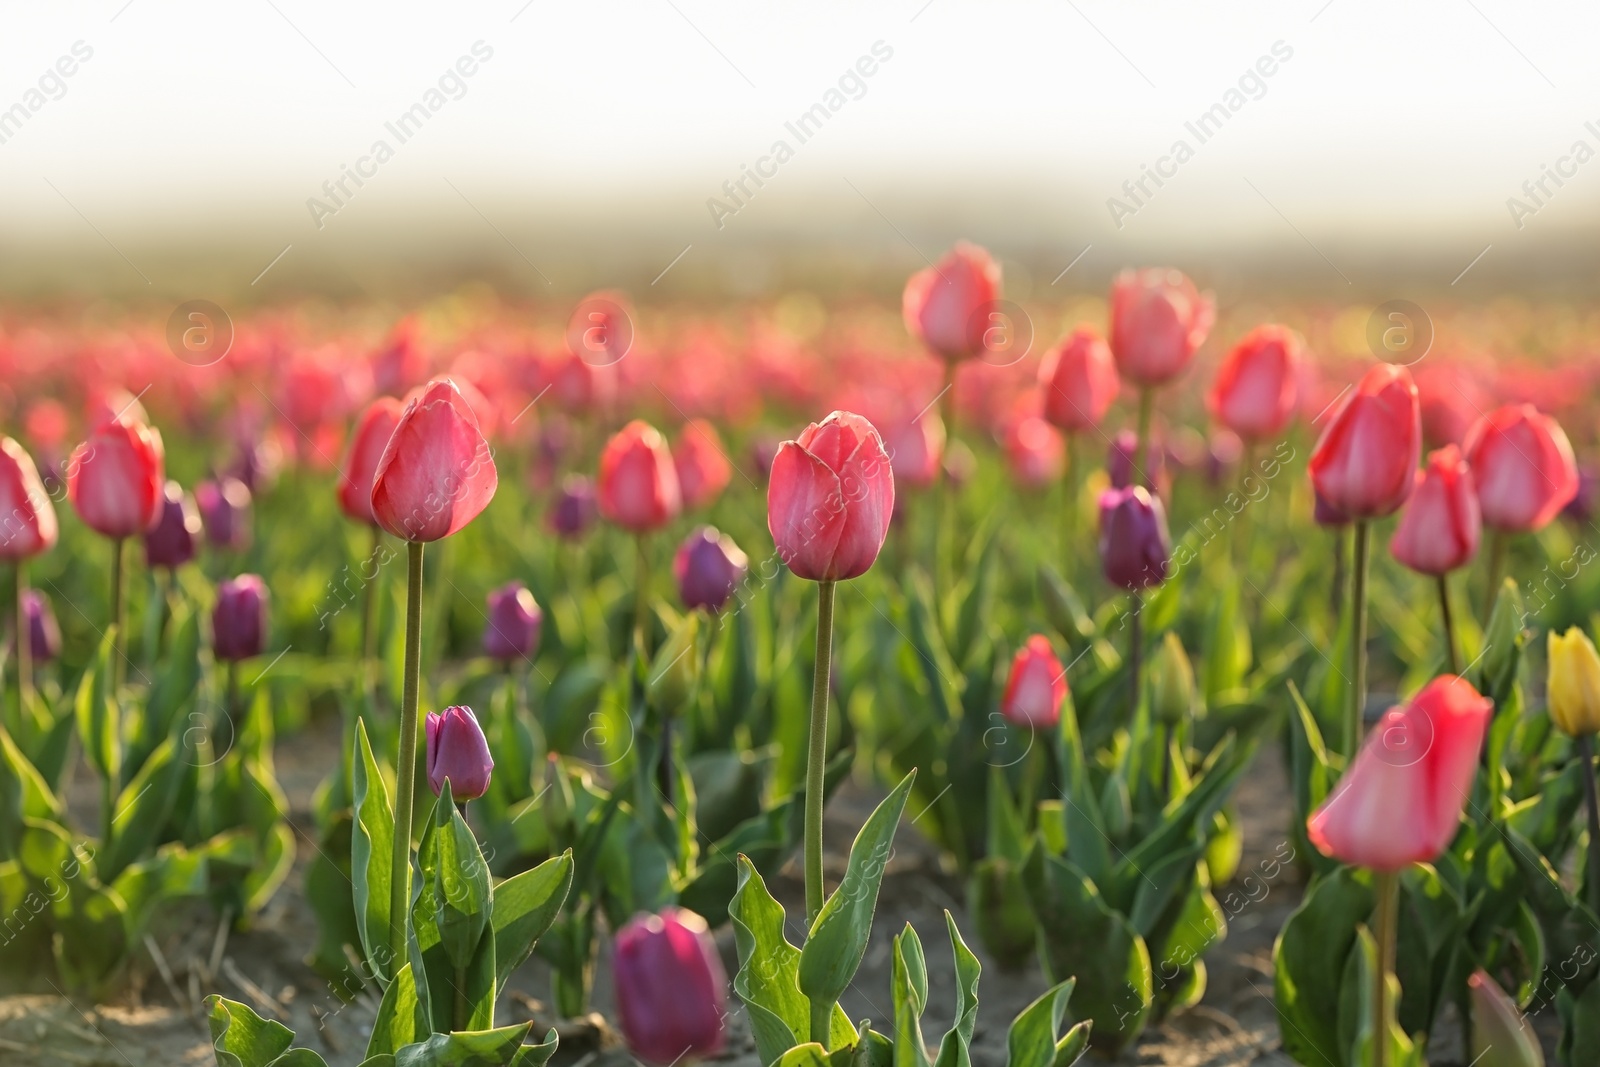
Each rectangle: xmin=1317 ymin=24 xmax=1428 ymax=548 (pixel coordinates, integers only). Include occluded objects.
xmin=3 ymin=252 xmax=1600 ymax=1067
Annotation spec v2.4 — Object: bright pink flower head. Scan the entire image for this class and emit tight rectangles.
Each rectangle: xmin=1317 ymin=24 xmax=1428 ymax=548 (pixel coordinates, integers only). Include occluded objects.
xmin=1207 ymin=324 xmax=1303 ymax=439
xmin=673 ymin=420 xmax=733 ymax=511
xmin=1463 ymin=404 xmax=1577 ymax=533
xmin=369 ymin=378 xmax=499 ymax=543
xmin=613 ymin=907 xmax=727 ymax=1066
xmin=1004 ymin=415 xmax=1064 ymax=487
xmin=598 ymin=420 xmax=681 ymax=532
xmin=67 ymin=419 xmax=165 ymax=539
xmin=0 ymin=437 xmax=57 ymax=560
xmin=1309 ymin=363 xmax=1421 ymax=520
xmin=1307 ymin=675 xmax=1492 ymax=871
xmin=1039 ymin=326 xmax=1119 ymax=432
xmin=1389 ymin=446 xmax=1481 ymax=576
xmin=338 ymin=397 xmax=404 ymax=525
xmin=767 ymin=411 xmax=894 ymax=582
xmin=425 ymin=705 xmax=494 ymax=801
xmin=1108 ymin=268 xmax=1215 ymax=387
xmin=901 ymin=242 xmax=1002 ymax=360
xmin=1001 ymin=635 xmax=1067 ymax=729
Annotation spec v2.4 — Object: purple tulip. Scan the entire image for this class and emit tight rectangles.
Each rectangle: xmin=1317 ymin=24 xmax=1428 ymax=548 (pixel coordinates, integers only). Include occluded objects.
xmin=613 ymin=907 xmax=727 ymax=1065
xmin=213 ymin=574 xmax=269 ymax=661
xmin=1313 ymin=485 xmax=1350 ymax=528
xmin=196 ymin=476 xmax=253 ymax=552
xmin=18 ymin=589 xmax=59 ymax=663
xmin=144 ymin=481 xmax=201 ymax=569
xmin=673 ymin=527 xmax=748 ymax=613
xmin=425 ymin=705 xmax=494 ymax=800
xmin=483 ymin=581 xmax=542 ymax=662
xmin=1108 ymin=429 xmax=1138 ymax=489
xmin=1098 ymin=486 xmax=1171 ymax=590
xmin=549 ymin=475 xmax=598 ymax=540
xmin=1564 ymin=465 xmax=1599 ymax=523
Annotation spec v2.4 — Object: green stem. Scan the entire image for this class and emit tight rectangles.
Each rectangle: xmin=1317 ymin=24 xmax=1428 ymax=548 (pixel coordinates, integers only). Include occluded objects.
xmin=361 ymin=525 xmax=382 ymax=692
xmin=110 ymin=537 xmax=126 ymax=693
xmin=1160 ymin=721 xmax=1173 ymax=797
xmin=804 ymin=580 xmax=837 ymax=931
xmin=1482 ymin=528 xmax=1508 ymax=623
xmin=227 ymin=659 xmax=240 ymax=727
xmin=1578 ymin=734 xmax=1600 ymax=918
xmin=1063 ymin=434 xmax=1078 ymax=575
xmin=810 ymin=997 xmax=833 ymax=1048
xmin=1128 ymin=591 xmax=1144 ymax=724
xmin=1437 ymin=574 xmax=1460 ymax=675
xmin=1349 ymin=521 xmax=1371 ymax=755
xmin=1332 ymin=526 xmax=1349 ymax=629
xmin=100 ymin=775 xmax=113 ymax=845
xmin=1134 ymin=388 xmax=1154 ymax=489
xmin=934 ymin=360 xmax=957 ymax=589
xmin=14 ymin=560 xmax=30 ymax=729
xmin=388 ymin=540 xmax=425 ymax=966
xmin=1371 ymin=869 xmax=1400 ymax=1067
xmin=454 ymin=965 xmax=469 ymax=1031
xmin=634 ymin=534 xmax=650 ymax=656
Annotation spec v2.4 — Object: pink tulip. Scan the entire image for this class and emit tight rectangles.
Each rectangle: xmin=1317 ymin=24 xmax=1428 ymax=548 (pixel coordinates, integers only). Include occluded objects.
xmin=67 ymin=419 xmax=165 ymax=539
xmin=0 ymin=437 xmax=57 ymax=560
xmin=1004 ymin=415 xmax=1064 ymax=487
xmin=1039 ymin=327 xmax=1119 ymax=433
xmin=1389 ymin=445 xmax=1481 ymax=576
xmin=1463 ymin=404 xmax=1578 ymax=533
xmin=613 ymin=908 xmax=727 ymax=1065
xmin=1307 ymin=675 xmax=1491 ymax=871
xmin=598 ymin=421 xmax=682 ymax=532
xmin=901 ymin=242 xmax=1002 ymax=360
xmin=369 ymin=379 xmax=499 ymax=543
xmin=884 ymin=414 xmax=945 ymax=489
xmin=1001 ymin=635 xmax=1066 ymax=728
xmin=1308 ymin=363 xmax=1421 ymax=520
xmin=425 ymin=705 xmax=494 ymax=800
xmin=338 ymin=397 xmax=404 ymax=525
xmin=1207 ymin=324 xmax=1303 ymax=439
xmin=1108 ymin=269 xmax=1214 ymax=387
xmin=673 ymin=420 xmax=733 ymax=511
xmin=767 ymin=411 xmax=894 ymax=582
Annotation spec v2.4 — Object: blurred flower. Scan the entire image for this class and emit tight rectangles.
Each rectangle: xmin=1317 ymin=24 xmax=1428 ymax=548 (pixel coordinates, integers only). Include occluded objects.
xmin=1098 ymin=486 xmax=1170 ymax=590
xmin=549 ymin=475 xmax=598 ymax=540
xmin=1207 ymin=324 xmax=1303 ymax=439
xmin=370 ymin=378 xmax=499 ymax=543
xmin=1003 ymin=415 xmax=1064 ymax=487
xmin=884 ymin=413 xmax=945 ymax=489
xmin=902 ymin=242 xmax=1001 ymax=360
xmin=196 ymin=476 xmax=252 ymax=553
xmin=371 ymin=316 xmax=425 ymax=397
xmin=613 ymin=907 xmax=727 ymax=1066
xmin=1107 ymin=429 xmax=1138 ymax=490
xmin=425 ymin=705 xmax=494 ymax=800
xmin=767 ymin=411 xmax=894 ymax=582
xmin=749 ymin=435 xmax=782 ymax=481
xmin=1205 ymin=429 xmax=1242 ymax=487
xmin=943 ymin=440 xmax=977 ymax=488
xmin=673 ymin=420 xmax=733 ymax=511
xmin=338 ymin=397 xmax=404 ymax=525
xmin=18 ymin=590 xmax=59 ymax=664
xmin=1463 ymin=403 xmax=1578 ymax=533
xmin=1468 ymin=970 xmax=1545 ymax=1067
xmin=1000 ymin=635 xmax=1066 ymax=729
xmin=1415 ymin=363 xmax=1484 ymax=449
xmin=1108 ymin=268 xmax=1214 ymax=387
xmin=1564 ymin=465 xmax=1599 ymax=523
xmin=1309 ymin=363 xmax=1420 ymax=520
xmin=1039 ymin=326 xmax=1119 ymax=432
xmin=144 ymin=481 xmax=201 ymax=569
xmin=1388 ymin=445 xmax=1480 ymax=576
xmin=1307 ymin=675 xmax=1491 ymax=870
xmin=67 ymin=419 xmax=165 ymax=539
xmin=0 ymin=437 xmax=57 ymax=560
xmin=1313 ymin=486 xmax=1350 ymax=528
xmin=1151 ymin=632 xmax=1195 ymax=726
xmin=674 ymin=526 xmax=748 ymax=613
xmin=599 ymin=420 xmax=681 ymax=532
xmin=213 ymin=574 xmax=269 ymax=662
xmin=483 ymin=581 xmax=541 ymax=663
xmin=1547 ymin=627 xmax=1600 ymax=737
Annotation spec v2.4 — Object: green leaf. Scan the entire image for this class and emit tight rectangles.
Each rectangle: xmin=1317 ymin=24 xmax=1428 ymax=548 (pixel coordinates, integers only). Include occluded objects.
xmin=111 ymin=842 xmax=208 ymax=937
xmin=101 ymin=734 xmax=188 ymax=881
xmin=204 ymin=995 xmax=310 ymax=1067
xmin=390 ymin=1022 xmax=535 ymax=1067
xmin=1005 ymin=980 xmax=1081 ymax=1067
xmin=1273 ymin=867 xmax=1373 ymax=1067
xmin=367 ymin=963 xmax=422 ymax=1060
xmin=932 ymin=913 xmax=980 ymax=1067
xmin=508 ymin=1029 xmax=559 ymax=1067
xmin=799 ymin=772 xmax=915 ymax=1007
xmin=490 ymin=851 xmax=574 ymax=994
xmin=1347 ymin=927 xmax=1424 ymax=1067
xmin=432 ymin=783 xmax=491 ymax=973
xmin=891 ymin=924 xmax=930 ymax=1067
xmin=74 ymin=629 xmax=120 ymax=786
xmin=730 ymin=856 xmax=810 ymax=1064
xmin=352 ymin=718 xmax=395 ymax=984
xmin=0 ymin=724 xmax=63 ymax=859
xmin=134 ymin=608 xmax=201 ymax=770
xmin=773 ymin=1043 xmax=833 ymax=1067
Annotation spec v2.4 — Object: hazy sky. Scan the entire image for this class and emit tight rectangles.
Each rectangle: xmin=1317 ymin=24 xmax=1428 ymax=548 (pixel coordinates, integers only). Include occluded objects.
xmin=2 ymin=0 xmax=1597 ymax=282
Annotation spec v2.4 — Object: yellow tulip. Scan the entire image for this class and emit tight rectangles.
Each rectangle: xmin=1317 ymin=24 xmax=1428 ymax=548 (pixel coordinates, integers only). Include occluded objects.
xmin=1546 ymin=627 xmax=1600 ymax=736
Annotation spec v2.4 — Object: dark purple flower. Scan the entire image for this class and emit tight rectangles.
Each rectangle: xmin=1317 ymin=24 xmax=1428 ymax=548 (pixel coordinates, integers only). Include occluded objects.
xmin=673 ymin=526 xmax=748 ymax=613
xmin=144 ymin=481 xmax=201 ymax=569
xmin=212 ymin=574 xmax=268 ymax=661
xmin=1313 ymin=485 xmax=1350 ymax=528
xmin=18 ymin=589 xmax=59 ymax=663
xmin=1098 ymin=486 xmax=1171 ymax=590
xmin=1108 ymin=429 xmax=1138 ymax=489
xmin=196 ymin=476 xmax=252 ymax=552
xmin=425 ymin=705 xmax=494 ymax=800
xmin=613 ymin=907 xmax=727 ymax=1065
xmin=549 ymin=475 xmax=598 ymax=540
xmin=483 ymin=581 xmax=542 ymax=662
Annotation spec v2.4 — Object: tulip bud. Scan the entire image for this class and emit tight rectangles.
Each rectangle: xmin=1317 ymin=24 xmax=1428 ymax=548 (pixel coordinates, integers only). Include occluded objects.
xmin=425 ymin=706 xmax=494 ymax=801
xmin=196 ymin=476 xmax=252 ymax=553
xmin=337 ymin=396 xmax=404 ymax=525
xmin=0 ymin=437 xmax=58 ymax=561
xmin=1465 ymin=404 xmax=1578 ymax=533
xmin=549 ymin=475 xmax=598 ymax=540
xmin=1547 ymin=628 xmax=1600 ymax=737
xmin=483 ymin=581 xmax=541 ymax=663
xmin=1309 ymin=363 xmax=1421 ymax=520
xmin=1207 ymin=324 xmax=1303 ymax=439
xmin=612 ymin=908 xmax=728 ymax=1065
xmin=1468 ymin=970 xmax=1545 ymax=1067
xmin=767 ymin=411 xmax=895 ymax=582
xmin=1388 ymin=445 xmax=1481 ymax=576
xmin=598 ymin=421 xmax=681 ymax=533
xmin=1108 ymin=268 xmax=1215 ymax=387
xmin=1098 ymin=486 xmax=1171 ymax=591
xmin=1000 ymin=635 xmax=1066 ymax=729
xmin=144 ymin=481 xmax=201 ymax=569
xmin=370 ymin=378 xmax=499 ymax=543
xmin=67 ymin=419 xmax=165 ymax=539
xmin=212 ymin=575 xmax=269 ymax=662
xmin=673 ymin=420 xmax=733 ymax=511
xmin=17 ymin=590 xmax=60 ymax=664
xmin=901 ymin=242 xmax=1002 ymax=361
xmin=1151 ymin=632 xmax=1195 ymax=726
xmin=673 ymin=526 xmax=748 ymax=614
xmin=1039 ymin=326 xmax=1119 ymax=433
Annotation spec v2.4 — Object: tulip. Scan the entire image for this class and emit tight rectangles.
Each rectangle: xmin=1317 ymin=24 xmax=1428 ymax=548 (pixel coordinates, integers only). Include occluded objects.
xmin=19 ymin=589 xmax=60 ymax=664
xmin=0 ymin=437 xmax=57 ymax=562
xmin=196 ymin=476 xmax=252 ymax=553
xmin=549 ymin=475 xmax=598 ymax=540
xmin=1565 ymin=465 xmax=1599 ymax=523
xmin=1151 ymin=631 xmax=1195 ymax=727
xmin=612 ymin=908 xmax=727 ymax=1066
xmin=337 ymin=396 xmax=403 ymax=525
xmin=674 ymin=526 xmax=748 ymax=613
xmin=1548 ymin=627 xmax=1600 ymax=916
xmin=482 ymin=581 xmax=541 ymax=663
xmin=1108 ymin=269 xmax=1215 ymax=389
xmin=369 ymin=378 xmax=499 ymax=543
xmin=212 ymin=574 xmax=269 ymax=663
xmin=1467 ymin=970 xmax=1544 ymax=1067
xmin=1389 ymin=446 xmax=1481 ymax=672
xmin=1098 ymin=486 xmax=1170 ymax=592
xmin=1000 ymin=635 xmax=1066 ymax=729
xmin=1207 ymin=324 xmax=1302 ymax=439
xmin=1108 ymin=429 xmax=1138 ymax=490
xmin=673 ymin=420 xmax=733 ymax=511
xmin=598 ymin=420 xmax=681 ymax=533
xmin=884 ymin=413 xmax=945 ymax=490
xmin=901 ymin=241 xmax=1001 ymax=362
xmin=1003 ymin=415 xmax=1064 ymax=487
xmin=144 ymin=482 xmax=201 ymax=569
xmin=1039 ymin=327 xmax=1119 ymax=433
xmin=1464 ymin=404 xmax=1577 ymax=533
xmin=68 ymin=418 xmax=165 ymax=540
xmin=424 ymin=705 xmax=494 ymax=801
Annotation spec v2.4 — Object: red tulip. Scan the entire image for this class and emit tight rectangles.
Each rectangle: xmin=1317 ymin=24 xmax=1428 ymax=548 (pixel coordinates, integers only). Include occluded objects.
xmin=598 ymin=420 xmax=681 ymax=532
xmin=369 ymin=378 xmax=499 ymax=543
xmin=338 ymin=397 xmax=404 ymax=525
xmin=1039 ymin=327 xmax=1119 ymax=432
xmin=613 ymin=908 xmax=727 ymax=1065
xmin=1389 ymin=446 xmax=1481 ymax=576
xmin=1003 ymin=415 xmax=1064 ymax=487
xmin=67 ymin=419 xmax=165 ymax=539
xmin=1308 ymin=363 xmax=1421 ymax=520
xmin=1414 ymin=364 xmax=1483 ymax=449
xmin=1307 ymin=675 xmax=1491 ymax=871
xmin=1108 ymin=268 xmax=1214 ymax=387
xmin=901 ymin=242 xmax=1002 ymax=360
xmin=1463 ymin=404 xmax=1578 ymax=533
xmin=883 ymin=413 xmax=945 ymax=489
xmin=0 ymin=437 xmax=57 ymax=560
xmin=1207 ymin=324 xmax=1303 ymax=439
xmin=673 ymin=420 xmax=733 ymax=511
xmin=1001 ymin=635 xmax=1066 ymax=728
xmin=768 ymin=411 xmax=894 ymax=582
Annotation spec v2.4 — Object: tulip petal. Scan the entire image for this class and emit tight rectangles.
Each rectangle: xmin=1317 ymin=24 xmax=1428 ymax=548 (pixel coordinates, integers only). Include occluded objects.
xmin=767 ymin=441 xmax=845 ymax=582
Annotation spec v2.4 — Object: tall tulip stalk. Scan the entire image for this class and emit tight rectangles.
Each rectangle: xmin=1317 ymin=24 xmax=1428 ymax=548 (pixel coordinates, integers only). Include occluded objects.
xmin=338 ymin=396 xmax=404 ymax=681
xmin=1097 ymin=486 xmax=1171 ymax=732
xmin=1388 ymin=445 xmax=1481 ymax=673
xmin=1108 ymin=269 xmax=1214 ymax=489
xmin=1039 ymin=326 xmax=1118 ymax=556
xmin=0 ymin=437 xmax=58 ymax=718
xmin=368 ymin=378 xmax=499 ymax=966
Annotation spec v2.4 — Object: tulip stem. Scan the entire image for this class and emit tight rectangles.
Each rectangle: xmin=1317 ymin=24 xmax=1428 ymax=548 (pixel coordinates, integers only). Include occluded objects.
xmin=226 ymin=659 xmax=240 ymax=728
xmin=1331 ymin=526 xmax=1348 ymax=629
xmin=13 ymin=560 xmax=30 ymax=723
xmin=1063 ymin=434 xmax=1078 ymax=572
xmin=1127 ymin=591 xmax=1144 ymax=725
xmin=361 ymin=526 xmax=382 ymax=693
xmin=110 ymin=537 xmax=126 ymax=693
xmin=804 ymin=580 xmax=837 ymax=931
xmin=1578 ymin=734 xmax=1600 ymax=918
xmin=1348 ymin=520 xmax=1371 ymax=755
xmin=634 ymin=535 xmax=650 ymax=656
xmin=1372 ymin=869 xmax=1400 ymax=1067
xmin=1482 ymin=529 xmax=1508 ymax=623
xmin=1436 ymin=575 xmax=1460 ymax=675
xmin=1134 ymin=388 xmax=1154 ymax=489
xmin=389 ymin=539 xmax=425 ymax=968
xmin=935 ymin=360 xmax=957 ymax=589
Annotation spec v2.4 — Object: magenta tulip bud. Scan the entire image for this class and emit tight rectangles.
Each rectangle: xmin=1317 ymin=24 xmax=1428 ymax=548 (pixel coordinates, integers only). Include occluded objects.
xmin=673 ymin=526 xmax=748 ymax=613
xmin=549 ymin=475 xmax=598 ymax=540
xmin=196 ymin=476 xmax=253 ymax=552
xmin=425 ymin=705 xmax=494 ymax=800
xmin=144 ymin=481 xmax=201 ymax=569
xmin=1098 ymin=486 xmax=1171 ymax=591
xmin=613 ymin=907 xmax=727 ymax=1065
xmin=212 ymin=574 xmax=269 ymax=662
xmin=483 ymin=581 xmax=541 ymax=662
xmin=17 ymin=590 xmax=60 ymax=664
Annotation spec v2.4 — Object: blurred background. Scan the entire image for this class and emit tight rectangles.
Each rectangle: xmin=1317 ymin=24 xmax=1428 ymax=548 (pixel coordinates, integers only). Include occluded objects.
xmin=3 ymin=0 xmax=1599 ymax=303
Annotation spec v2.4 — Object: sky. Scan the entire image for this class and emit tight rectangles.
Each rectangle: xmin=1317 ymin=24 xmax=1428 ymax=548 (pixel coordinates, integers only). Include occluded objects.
xmin=1 ymin=0 xmax=1597 ymax=294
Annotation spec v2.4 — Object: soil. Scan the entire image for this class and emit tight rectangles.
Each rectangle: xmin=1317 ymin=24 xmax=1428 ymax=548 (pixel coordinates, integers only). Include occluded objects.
xmin=0 ymin=714 xmax=1562 ymax=1067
